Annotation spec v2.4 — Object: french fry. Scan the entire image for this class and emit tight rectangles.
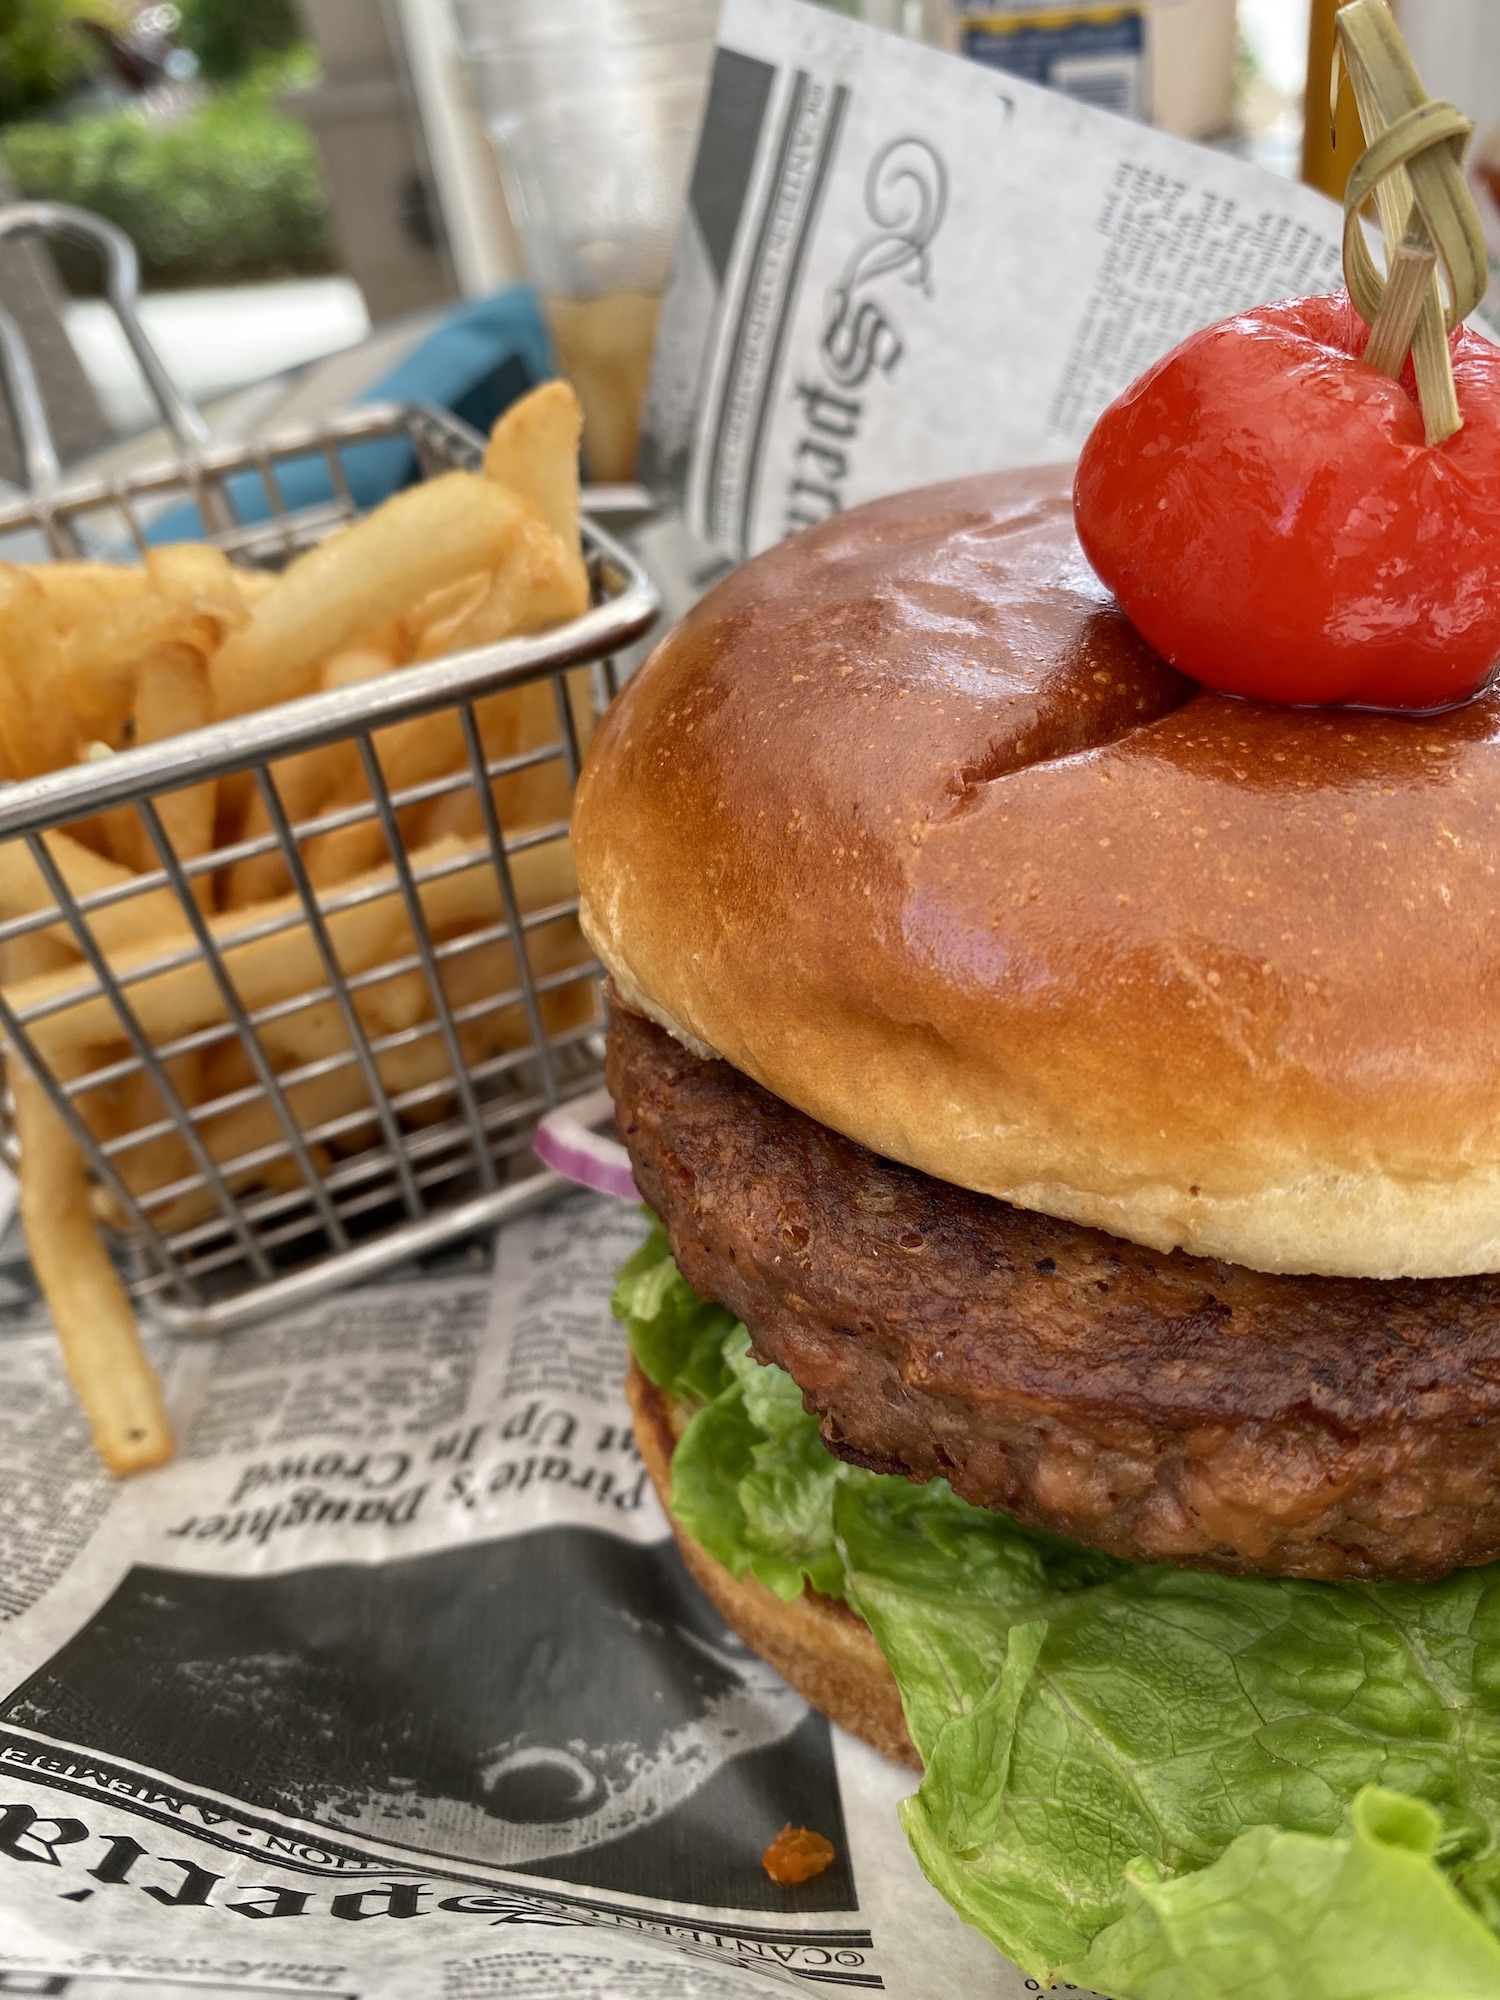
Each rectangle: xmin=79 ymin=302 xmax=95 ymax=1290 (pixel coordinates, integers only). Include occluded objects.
xmin=97 ymin=1036 xmax=329 ymax=1236
xmin=175 ymin=906 xmax=596 ymax=1202
xmin=222 ymin=763 xmax=343 ymax=907
xmin=11 ymin=838 xmax=444 ymax=1056
xmin=14 ymin=1063 xmax=173 ymax=1472
xmin=485 ymin=674 xmax=577 ymax=831
xmin=256 ymin=966 xmax=433 ymax=1069
xmin=303 ymin=715 xmax=463 ymax=886
xmin=358 ymin=617 xmax=414 ymax=667
xmin=0 ymin=927 xmax=70 ymax=986
xmin=415 ymin=512 xmax=589 ymax=663
xmin=223 ymin=639 xmax=399 ymax=909
xmin=309 ymin=592 xmax=583 ymax=886
xmin=302 ymin=724 xmax=500 ymax=890
xmin=264 ymin=860 xmax=592 ymax=1074
xmin=0 ymin=568 xmax=78 ymax=777
xmin=233 ymin=566 xmax=277 ymax=605
xmin=323 ymin=638 xmax=403 ymax=692
xmin=29 ymin=560 xmax=149 ymax=630
xmin=64 ymin=597 xmax=225 ymax=744
xmin=412 ymin=786 xmax=485 ymax=849
xmin=8 ymin=927 xmax=172 ymax=1476
xmin=150 ymin=1077 xmax=355 ymax=1234
xmin=4 ymin=835 xmax=579 ymax=1068
xmin=151 ymin=943 xmax=582 ymax=1229
xmin=213 ymin=769 xmax=257 ymax=853
xmin=408 ymin=677 xmax=576 ymax=850
xmin=91 ymin=1051 xmax=207 ymax=1209
xmin=483 ymin=379 xmax=584 ymax=553
xmin=0 ymin=827 xmax=186 ymax=954
xmin=78 ymin=1020 xmax=325 ymax=1238
xmin=157 ymin=1039 xmax=429 ymax=1230
xmin=150 ymin=1162 xmax=328 ymax=1238
xmin=2 ymin=429 xmax=605 ymax=1479
xmin=146 ymin=543 xmax=250 ymax=631
xmin=410 ymin=596 xmax=485 ymax=665
xmin=407 ymin=573 xmax=489 ymax=655
xmin=406 ymin=584 xmax=488 ymax=664
xmin=436 ymin=905 xmax=597 ymax=1041
xmin=123 ymin=643 xmax=216 ymax=906
xmin=209 ymin=473 xmax=531 ymax=719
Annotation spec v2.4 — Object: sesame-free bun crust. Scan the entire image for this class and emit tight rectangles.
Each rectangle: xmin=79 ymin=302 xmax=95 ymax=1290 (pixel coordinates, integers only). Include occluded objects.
xmin=574 ymin=468 xmax=1500 ymax=1280
xmin=627 ymin=1361 xmax=917 ymax=1768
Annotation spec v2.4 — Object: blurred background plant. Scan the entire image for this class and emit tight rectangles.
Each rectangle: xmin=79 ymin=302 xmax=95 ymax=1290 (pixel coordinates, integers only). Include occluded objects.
xmin=0 ymin=0 xmax=100 ymax=123
xmin=175 ymin=0 xmax=300 ymax=81
xmin=0 ymin=0 xmax=333 ymax=286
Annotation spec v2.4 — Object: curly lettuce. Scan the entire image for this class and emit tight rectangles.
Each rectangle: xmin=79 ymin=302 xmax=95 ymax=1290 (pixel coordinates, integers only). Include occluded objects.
xmin=614 ymin=1221 xmax=1500 ymax=1996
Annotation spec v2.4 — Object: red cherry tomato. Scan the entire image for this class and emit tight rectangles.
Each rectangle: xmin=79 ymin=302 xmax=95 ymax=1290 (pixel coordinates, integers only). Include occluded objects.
xmin=1073 ymin=292 xmax=1500 ymax=710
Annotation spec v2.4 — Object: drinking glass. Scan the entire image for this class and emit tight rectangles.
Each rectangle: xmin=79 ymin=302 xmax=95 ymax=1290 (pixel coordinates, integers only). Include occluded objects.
xmin=457 ymin=0 xmax=718 ymax=481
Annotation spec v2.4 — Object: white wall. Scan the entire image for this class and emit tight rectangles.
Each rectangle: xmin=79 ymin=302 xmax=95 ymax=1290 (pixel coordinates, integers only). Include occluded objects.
xmin=1396 ymin=0 xmax=1500 ymax=151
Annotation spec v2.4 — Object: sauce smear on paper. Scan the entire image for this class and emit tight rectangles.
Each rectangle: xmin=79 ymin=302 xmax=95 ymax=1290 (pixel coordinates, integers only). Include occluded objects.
xmin=762 ymin=1824 xmax=836 ymax=1886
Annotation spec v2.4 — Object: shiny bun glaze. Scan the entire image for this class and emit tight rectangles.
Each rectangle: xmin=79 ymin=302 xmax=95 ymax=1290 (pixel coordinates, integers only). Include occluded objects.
xmin=573 ymin=467 xmax=1500 ymax=1279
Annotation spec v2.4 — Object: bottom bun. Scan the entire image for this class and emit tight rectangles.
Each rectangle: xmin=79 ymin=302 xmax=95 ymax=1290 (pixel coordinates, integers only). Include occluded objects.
xmin=627 ymin=1360 xmax=918 ymax=1770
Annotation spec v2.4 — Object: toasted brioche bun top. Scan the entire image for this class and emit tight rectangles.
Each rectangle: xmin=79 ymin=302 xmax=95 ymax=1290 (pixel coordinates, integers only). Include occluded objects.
xmin=573 ymin=467 xmax=1500 ymax=1280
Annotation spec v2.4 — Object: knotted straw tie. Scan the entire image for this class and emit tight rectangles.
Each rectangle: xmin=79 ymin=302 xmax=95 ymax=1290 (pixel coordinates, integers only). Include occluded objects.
xmin=1334 ymin=0 xmax=1488 ymax=443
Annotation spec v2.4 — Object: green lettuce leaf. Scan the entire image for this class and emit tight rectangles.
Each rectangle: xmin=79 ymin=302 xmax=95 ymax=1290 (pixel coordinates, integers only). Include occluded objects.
xmin=616 ymin=1219 xmax=843 ymax=1599
xmin=1069 ymin=1787 xmax=1500 ymax=1999
xmin=612 ymin=1215 xmax=739 ymax=1406
xmin=671 ymin=1332 xmax=846 ymax=1602
xmin=619 ymin=1231 xmax=1500 ymax=1997
xmin=852 ymin=1477 xmax=1500 ymax=1981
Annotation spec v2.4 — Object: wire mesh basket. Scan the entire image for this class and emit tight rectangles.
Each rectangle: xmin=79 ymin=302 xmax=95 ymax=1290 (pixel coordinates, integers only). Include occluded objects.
xmin=0 ymin=203 xmax=659 ymax=1335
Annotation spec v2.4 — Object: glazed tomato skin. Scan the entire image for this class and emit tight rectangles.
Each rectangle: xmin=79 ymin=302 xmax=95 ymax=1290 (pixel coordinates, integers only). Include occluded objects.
xmin=1073 ymin=293 xmax=1500 ymax=710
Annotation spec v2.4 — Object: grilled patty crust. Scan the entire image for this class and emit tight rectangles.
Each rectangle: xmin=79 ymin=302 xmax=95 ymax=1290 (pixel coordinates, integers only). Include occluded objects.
xmin=608 ymin=1002 xmax=1500 ymax=1582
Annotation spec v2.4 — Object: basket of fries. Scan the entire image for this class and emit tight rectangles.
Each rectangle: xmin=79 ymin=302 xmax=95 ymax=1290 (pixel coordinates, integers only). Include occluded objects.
xmin=0 ymin=203 xmax=659 ymax=1474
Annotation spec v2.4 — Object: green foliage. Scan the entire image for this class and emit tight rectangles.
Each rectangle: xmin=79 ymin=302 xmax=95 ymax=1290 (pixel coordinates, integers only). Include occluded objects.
xmin=0 ymin=0 xmax=99 ymax=122
xmin=173 ymin=0 xmax=300 ymax=83
xmin=1 ymin=65 xmax=331 ymax=286
xmin=623 ymin=1226 xmax=1500 ymax=1998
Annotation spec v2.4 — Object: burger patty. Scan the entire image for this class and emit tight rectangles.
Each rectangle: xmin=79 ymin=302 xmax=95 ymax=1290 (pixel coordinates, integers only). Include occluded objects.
xmin=607 ymin=1003 xmax=1500 ymax=1582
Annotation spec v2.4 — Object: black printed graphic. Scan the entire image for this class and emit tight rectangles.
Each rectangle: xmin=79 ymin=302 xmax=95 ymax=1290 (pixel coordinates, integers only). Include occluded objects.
xmin=0 ymin=1979 xmax=353 ymax=1998
xmin=691 ymin=48 xmax=780 ymax=285
xmin=0 ymin=1529 xmax=855 ymax=1912
xmin=704 ymin=72 xmax=851 ymax=551
xmin=781 ymin=132 xmax=947 ymax=541
xmin=638 ymin=47 xmax=777 ymax=508
xmin=820 ymin=138 xmax=948 ymax=392
xmin=636 ymin=52 xmax=776 ymax=516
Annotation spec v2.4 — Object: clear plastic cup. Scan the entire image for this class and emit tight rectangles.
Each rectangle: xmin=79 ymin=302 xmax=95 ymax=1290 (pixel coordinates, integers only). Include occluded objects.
xmin=456 ymin=0 xmax=718 ymax=481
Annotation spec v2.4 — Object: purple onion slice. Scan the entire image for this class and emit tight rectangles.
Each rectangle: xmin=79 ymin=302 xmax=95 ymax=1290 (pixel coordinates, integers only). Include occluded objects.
xmin=533 ymin=1087 xmax=638 ymax=1201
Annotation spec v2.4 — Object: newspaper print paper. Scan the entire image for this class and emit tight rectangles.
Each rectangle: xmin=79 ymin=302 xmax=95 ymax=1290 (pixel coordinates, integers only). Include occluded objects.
xmin=0 ymin=1186 xmax=1071 ymax=1999
xmin=0 ymin=5 xmax=1367 ymax=1992
xmin=640 ymin=0 xmax=1347 ymax=561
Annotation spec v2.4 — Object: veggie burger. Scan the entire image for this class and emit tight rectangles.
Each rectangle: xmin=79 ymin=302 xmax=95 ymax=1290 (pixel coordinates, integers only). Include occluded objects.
xmin=571 ymin=462 xmax=1500 ymax=1994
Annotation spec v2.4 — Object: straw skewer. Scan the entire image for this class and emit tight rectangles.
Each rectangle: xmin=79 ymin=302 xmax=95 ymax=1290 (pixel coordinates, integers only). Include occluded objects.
xmin=1334 ymin=0 xmax=1488 ymax=443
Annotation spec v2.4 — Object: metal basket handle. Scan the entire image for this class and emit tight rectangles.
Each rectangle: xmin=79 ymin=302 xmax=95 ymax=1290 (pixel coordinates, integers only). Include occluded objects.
xmin=0 ymin=201 xmax=210 ymax=491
